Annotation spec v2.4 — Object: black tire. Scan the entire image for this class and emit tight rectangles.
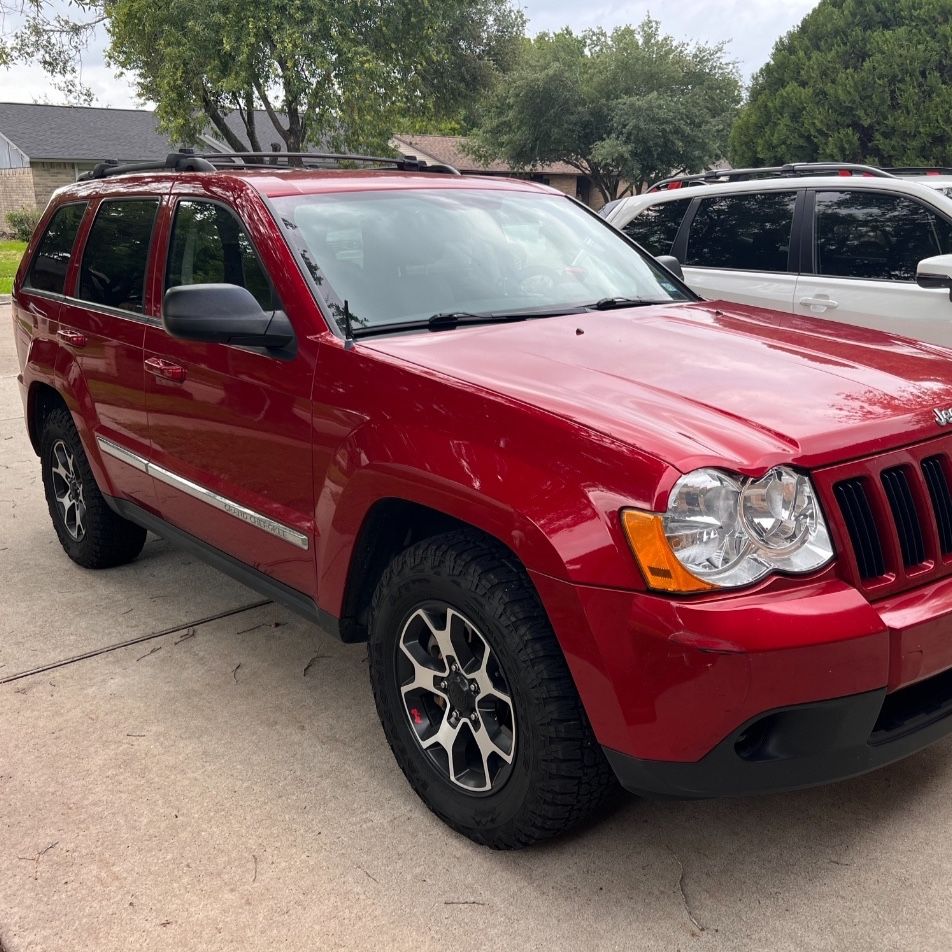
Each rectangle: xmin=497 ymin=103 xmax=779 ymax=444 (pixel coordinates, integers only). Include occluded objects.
xmin=40 ymin=406 xmax=147 ymax=569
xmin=368 ymin=530 xmax=615 ymax=849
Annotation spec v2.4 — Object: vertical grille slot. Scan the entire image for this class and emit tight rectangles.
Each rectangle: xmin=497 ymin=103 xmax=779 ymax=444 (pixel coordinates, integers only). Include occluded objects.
xmin=881 ymin=467 xmax=925 ymax=567
xmin=834 ymin=478 xmax=886 ymax=579
xmin=922 ymin=455 xmax=952 ymax=555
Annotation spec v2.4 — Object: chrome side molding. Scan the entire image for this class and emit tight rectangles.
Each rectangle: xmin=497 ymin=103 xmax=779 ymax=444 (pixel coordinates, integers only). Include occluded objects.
xmin=96 ymin=436 xmax=309 ymax=551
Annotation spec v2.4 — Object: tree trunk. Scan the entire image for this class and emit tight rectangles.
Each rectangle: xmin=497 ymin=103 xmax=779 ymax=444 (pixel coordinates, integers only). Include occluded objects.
xmin=253 ymin=78 xmax=290 ymax=152
xmin=241 ymin=90 xmax=262 ymax=153
xmin=200 ymin=87 xmax=250 ymax=151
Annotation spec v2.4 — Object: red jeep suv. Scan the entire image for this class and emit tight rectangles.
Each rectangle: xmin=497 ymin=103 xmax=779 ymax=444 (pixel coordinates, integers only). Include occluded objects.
xmin=13 ymin=151 xmax=952 ymax=848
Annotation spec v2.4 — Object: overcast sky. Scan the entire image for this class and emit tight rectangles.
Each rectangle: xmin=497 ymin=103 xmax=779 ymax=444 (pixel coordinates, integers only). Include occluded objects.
xmin=0 ymin=0 xmax=820 ymax=108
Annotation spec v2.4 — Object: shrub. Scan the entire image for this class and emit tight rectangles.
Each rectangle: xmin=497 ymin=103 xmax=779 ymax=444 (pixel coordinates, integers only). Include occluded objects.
xmin=5 ymin=207 xmax=41 ymax=242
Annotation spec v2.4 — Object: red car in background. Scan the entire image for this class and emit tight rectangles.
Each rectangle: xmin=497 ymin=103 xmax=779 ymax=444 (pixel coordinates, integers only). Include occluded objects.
xmin=12 ymin=151 xmax=952 ymax=848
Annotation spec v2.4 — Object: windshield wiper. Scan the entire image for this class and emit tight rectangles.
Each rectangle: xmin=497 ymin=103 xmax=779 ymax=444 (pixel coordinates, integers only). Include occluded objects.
xmin=351 ymin=306 xmax=585 ymax=338
xmin=428 ymin=311 xmax=516 ymax=328
xmin=591 ymin=296 xmax=671 ymax=310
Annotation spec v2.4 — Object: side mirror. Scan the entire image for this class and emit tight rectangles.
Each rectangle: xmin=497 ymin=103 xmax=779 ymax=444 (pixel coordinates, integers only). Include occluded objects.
xmin=656 ymin=254 xmax=684 ymax=281
xmin=916 ymin=254 xmax=952 ymax=300
xmin=163 ymin=284 xmax=294 ymax=349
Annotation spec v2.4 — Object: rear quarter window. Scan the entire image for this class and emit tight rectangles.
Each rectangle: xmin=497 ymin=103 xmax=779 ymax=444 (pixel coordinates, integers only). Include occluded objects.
xmin=685 ymin=191 xmax=797 ymax=272
xmin=622 ymin=199 xmax=691 ymax=256
xmin=24 ymin=203 xmax=87 ymax=295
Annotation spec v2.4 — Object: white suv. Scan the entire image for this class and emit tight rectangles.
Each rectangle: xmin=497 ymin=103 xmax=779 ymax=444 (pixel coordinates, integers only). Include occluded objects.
xmin=604 ymin=164 xmax=952 ymax=347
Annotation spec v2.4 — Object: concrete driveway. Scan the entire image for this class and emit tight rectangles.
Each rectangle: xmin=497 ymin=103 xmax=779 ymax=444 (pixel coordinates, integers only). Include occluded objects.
xmin=2 ymin=301 xmax=952 ymax=952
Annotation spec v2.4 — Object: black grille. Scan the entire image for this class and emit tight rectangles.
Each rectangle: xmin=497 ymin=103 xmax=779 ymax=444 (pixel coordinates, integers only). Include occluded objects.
xmin=881 ymin=467 xmax=926 ymax=567
xmin=923 ymin=456 xmax=952 ymax=555
xmin=834 ymin=478 xmax=886 ymax=579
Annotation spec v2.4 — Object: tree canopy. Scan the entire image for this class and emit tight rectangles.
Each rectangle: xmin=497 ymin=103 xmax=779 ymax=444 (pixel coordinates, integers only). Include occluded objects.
xmin=1 ymin=0 xmax=523 ymax=150
xmin=731 ymin=0 xmax=952 ymax=166
xmin=0 ymin=0 xmax=104 ymax=102
xmin=105 ymin=0 xmax=524 ymax=152
xmin=470 ymin=20 xmax=742 ymax=201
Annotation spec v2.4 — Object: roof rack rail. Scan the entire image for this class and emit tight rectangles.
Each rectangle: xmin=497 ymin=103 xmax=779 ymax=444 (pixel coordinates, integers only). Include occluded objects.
xmin=204 ymin=151 xmax=460 ymax=174
xmin=883 ymin=167 xmax=952 ymax=177
xmin=78 ymin=149 xmax=461 ymax=181
xmin=648 ymin=162 xmax=895 ymax=192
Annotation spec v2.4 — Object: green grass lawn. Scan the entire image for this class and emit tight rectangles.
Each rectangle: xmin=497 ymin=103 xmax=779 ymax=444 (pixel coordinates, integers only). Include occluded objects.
xmin=0 ymin=240 xmax=27 ymax=295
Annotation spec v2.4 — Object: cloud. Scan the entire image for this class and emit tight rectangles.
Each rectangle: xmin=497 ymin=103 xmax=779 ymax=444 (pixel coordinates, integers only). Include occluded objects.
xmin=0 ymin=0 xmax=820 ymax=107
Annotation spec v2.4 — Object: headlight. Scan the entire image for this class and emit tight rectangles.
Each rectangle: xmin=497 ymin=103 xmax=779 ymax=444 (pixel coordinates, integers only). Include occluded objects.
xmin=622 ymin=466 xmax=833 ymax=592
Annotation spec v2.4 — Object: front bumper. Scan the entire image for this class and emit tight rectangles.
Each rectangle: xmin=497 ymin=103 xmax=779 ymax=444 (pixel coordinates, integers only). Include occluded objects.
xmin=530 ymin=570 xmax=952 ymax=797
xmin=605 ymin=669 xmax=952 ymax=797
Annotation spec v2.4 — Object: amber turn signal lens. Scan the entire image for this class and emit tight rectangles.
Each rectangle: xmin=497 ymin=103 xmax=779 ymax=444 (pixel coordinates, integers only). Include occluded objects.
xmin=621 ymin=509 xmax=716 ymax=594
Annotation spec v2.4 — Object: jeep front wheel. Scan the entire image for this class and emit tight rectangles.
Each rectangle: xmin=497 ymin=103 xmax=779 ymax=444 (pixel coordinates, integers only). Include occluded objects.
xmin=368 ymin=531 xmax=614 ymax=849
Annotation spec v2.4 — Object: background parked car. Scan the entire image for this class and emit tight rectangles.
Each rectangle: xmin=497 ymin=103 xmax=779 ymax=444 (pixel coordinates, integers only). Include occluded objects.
xmin=603 ymin=164 xmax=952 ymax=347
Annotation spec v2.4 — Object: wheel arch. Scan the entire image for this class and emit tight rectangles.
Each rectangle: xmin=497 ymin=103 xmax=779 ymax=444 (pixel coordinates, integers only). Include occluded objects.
xmin=26 ymin=381 xmax=70 ymax=455
xmin=335 ymin=496 xmax=551 ymax=644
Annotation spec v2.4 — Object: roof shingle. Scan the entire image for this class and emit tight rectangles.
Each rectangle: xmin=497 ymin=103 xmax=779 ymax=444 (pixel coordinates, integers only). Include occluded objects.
xmin=392 ymin=134 xmax=579 ymax=177
xmin=0 ymin=102 xmax=298 ymax=162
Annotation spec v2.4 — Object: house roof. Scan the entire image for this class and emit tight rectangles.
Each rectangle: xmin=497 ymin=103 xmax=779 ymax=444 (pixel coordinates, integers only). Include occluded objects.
xmin=0 ymin=102 xmax=179 ymax=162
xmin=0 ymin=102 xmax=297 ymax=162
xmin=391 ymin=134 xmax=579 ymax=177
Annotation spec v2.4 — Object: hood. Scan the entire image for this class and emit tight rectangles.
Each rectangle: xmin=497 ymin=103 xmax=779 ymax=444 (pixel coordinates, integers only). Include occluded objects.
xmin=363 ymin=301 xmax=952 ymax=473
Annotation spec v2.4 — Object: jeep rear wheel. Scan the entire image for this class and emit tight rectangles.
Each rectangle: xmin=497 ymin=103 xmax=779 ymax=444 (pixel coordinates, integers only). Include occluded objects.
xmin=368 ymin=531 xmax=614 ymax=849
xmin=40 ymin=407 xmax=147 ymax=569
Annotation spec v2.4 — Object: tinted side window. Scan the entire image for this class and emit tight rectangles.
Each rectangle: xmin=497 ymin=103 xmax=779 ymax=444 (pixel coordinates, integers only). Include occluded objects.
xmin=686 ymin=192 xmax=797 ymax=272
xmin=815 ymin=190 xmax=952 ymax=281
xmin=623 ymin=199 xmax=691 ymax=256
xmin=166 ymin=200 xmax=275 ymax=310
xmin=78 ymin=200 xmax=159 ymax=313
xmin=25 ymin=203 xmax=87 ymax=294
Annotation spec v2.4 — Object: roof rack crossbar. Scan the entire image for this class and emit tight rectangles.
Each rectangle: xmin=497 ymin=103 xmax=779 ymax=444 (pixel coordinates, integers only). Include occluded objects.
xmin=79 ymin=152 xmax=217 ymax=180
xmin=649 ymin=162 xmax=896 ymax=192
xmin=78 ymin=150 xmax=461 ymax=180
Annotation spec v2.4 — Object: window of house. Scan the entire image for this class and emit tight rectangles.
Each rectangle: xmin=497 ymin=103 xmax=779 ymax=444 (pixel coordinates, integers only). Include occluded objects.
xmin=685 ymin=191 xmax=798 ymax=272
xmin=25 ymin=202 xmax=87 ymax=295
xmin=77 ymin=200 xmax=159 ymax=313
xmin=622 ymin=199 xmax=691 ymax=256
xmin=166 ymin=200 xmax=275 ymax=311
xmin=815 ymin=190 xmax=952 ymax=281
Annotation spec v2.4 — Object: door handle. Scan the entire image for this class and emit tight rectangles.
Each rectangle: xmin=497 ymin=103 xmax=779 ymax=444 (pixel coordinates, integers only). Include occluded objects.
xmin=145 ymin=356 xmax=187 ymax=383
xmin=57 ymin=328 xmax=87 ymax=348
xmin=799 ymin=297 xmax=839 ymax=310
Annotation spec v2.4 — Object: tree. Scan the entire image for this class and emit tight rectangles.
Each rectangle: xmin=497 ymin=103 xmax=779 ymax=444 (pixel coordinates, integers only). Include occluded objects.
xmin=0 ymin=0 xmax=104 ymax=102
xmin=731 ymin=0 xmax=952 ymax=167
xmin=105 ymin=0 xmax=524 ymax=153
xmin=469 ymin=20 xmax=741 ymax=201
xmin=1 ymin=0 xmax=522 ymax=150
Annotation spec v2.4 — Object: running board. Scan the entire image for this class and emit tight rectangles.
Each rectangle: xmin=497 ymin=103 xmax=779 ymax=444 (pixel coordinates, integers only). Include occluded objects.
xmin=105 ymin=495 xmax=343 ymax=640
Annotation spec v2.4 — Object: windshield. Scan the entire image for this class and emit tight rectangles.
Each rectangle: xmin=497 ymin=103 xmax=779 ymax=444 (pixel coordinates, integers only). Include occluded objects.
xmin=273 ymin=188 xmax=693 ymax=334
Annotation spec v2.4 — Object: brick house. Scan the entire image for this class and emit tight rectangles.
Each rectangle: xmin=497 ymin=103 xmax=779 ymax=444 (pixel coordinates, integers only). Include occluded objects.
xmin=0 ymin=102 xmax=286 ymax=232
xmin=390 ymin=134 xmax=605 ymax=209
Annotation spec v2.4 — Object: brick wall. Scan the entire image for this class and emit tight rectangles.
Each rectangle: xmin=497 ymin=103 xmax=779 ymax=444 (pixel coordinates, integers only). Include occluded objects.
xmin=0 ymin=167 xmax=36 ymax=235
xmin=30 ymin=161 xmax=77 ymax=208
xmin=544 ymin=174 xmax=578 ymax=199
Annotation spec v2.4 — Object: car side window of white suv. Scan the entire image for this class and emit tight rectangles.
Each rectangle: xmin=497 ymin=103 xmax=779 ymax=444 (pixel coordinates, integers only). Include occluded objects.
xmin=814 ymin=190 xmax=952 ymax=282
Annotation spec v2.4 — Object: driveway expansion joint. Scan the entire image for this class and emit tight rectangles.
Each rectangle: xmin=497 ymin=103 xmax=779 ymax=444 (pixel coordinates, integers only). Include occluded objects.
xmin=0 ymin=599 xmax=271 ymax=685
